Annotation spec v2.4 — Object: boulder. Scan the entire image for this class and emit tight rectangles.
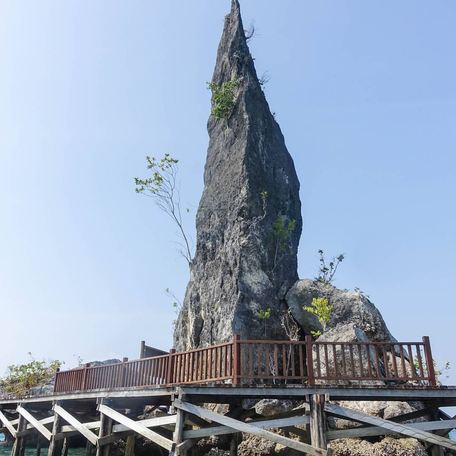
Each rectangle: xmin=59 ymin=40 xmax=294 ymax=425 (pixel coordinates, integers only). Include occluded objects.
xmin=286 ymin=279 xmax=395 ymax=342
xmin=330 ymin=437 xmax=427 ymax=456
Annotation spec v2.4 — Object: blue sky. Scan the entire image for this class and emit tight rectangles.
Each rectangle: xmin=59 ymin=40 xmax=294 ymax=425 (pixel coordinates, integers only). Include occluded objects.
xmin=0 ymin=1 xmax=455 ymax=384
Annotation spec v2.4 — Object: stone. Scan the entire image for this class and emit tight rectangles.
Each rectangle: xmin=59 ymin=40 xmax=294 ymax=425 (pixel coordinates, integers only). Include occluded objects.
xmin=286 ymin=279 xmax=395 ymax=342
xmin=174 ymin=0 xmax=302 ymax=350
xmin=253 ymin=399 xmax=302 ymax=417
xmin=329 ymin=437 xmax=427 ymax=456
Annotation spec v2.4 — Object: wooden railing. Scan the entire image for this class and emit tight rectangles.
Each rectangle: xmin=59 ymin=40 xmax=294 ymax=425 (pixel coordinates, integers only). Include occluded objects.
xmin=54 ymin=335 xmax=437 ymax=393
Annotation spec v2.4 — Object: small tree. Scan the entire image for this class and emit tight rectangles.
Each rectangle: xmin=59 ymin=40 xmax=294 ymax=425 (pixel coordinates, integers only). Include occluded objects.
xmin=135 ymin=154 xmax=193 ymax=265
xmin=316 ymin=249 xmax=344 ymax=284
xmin=1 ymin=356 xmax=62 ymax=397
xmin=303 ymin=297 xmax=333 ymax=338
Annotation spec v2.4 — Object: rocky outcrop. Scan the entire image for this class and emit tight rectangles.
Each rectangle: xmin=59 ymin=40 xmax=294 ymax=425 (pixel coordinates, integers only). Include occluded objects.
xmin=286 ymin=279 xmax=395 ymax=342
xmin=174 ymin=0 xmax=302 ymax=350
xmin=330 ymin=437 xmax=427 ymax=456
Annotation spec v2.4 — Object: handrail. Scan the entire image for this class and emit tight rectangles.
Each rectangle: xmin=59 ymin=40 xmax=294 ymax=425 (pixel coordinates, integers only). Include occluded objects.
xmin=53 ymin=335 xmax=437 ymax=393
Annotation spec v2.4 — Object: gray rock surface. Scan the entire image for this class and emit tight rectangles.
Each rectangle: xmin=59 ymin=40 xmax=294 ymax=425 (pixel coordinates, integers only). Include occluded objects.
xmin=174 ymin=0 xmax=302 ymax=350
xmin=286 ymin=279 xmax=395 ymax=342
xmin=330 ymin=437 xmax=427 ymax=456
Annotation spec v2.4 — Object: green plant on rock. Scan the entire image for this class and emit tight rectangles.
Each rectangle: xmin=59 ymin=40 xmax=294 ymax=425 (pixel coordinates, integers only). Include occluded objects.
xmin=316 ymin=249 xmax=344 ymax=284
xmin=303 ymin=297 xmax=333 ymax=338
xmin=207 ymin=77 xmax=240 ymax=120
xmin=258 ymin=307 xmax=272 ymax=337
xmin=0 ymin=355 xmax=62 ymax=397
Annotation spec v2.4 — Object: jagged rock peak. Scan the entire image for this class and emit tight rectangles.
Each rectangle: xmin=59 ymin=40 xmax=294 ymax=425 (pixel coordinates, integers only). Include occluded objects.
xmin=174 ymin=0 xmax=302 ymax=351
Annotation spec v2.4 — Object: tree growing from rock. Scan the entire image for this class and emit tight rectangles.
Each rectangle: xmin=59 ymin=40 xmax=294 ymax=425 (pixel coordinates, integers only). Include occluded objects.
xmin=135 ymin=154 xmax=193 ymax=266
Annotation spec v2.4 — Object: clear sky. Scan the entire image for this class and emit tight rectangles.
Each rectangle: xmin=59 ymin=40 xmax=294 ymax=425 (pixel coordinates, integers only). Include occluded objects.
xmin=0 ymin=1 xmax=455 ymax=383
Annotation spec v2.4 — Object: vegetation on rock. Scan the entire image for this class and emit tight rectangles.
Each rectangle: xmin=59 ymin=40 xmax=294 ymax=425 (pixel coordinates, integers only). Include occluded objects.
xmin=207 ymin=78 xmax=240 ymax=120
xmin=303 ymin=297 xmax=333 ymax=337
xmin=316 ymin=249 xmax=344 ymax=284
xmin=1 ymin=355 xmax=61 ymax=397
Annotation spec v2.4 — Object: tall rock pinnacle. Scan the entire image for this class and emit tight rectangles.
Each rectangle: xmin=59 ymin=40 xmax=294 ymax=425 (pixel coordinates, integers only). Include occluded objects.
xmin=174 ymin=0 xmax=302 ymax=350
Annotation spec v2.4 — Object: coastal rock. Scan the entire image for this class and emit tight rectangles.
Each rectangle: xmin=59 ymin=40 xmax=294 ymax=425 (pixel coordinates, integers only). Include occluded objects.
xmin=286 ymin=279 xmax=395 ymax=341
xmin=330 ymin=437 xmax=427 ymax=456
xmin=174 ymin=0 xmax=302 ymax=350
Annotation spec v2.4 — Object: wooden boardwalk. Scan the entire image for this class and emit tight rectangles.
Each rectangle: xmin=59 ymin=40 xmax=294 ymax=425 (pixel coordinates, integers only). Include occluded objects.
xmin=1 ymin=336 xmax=455 ymax=456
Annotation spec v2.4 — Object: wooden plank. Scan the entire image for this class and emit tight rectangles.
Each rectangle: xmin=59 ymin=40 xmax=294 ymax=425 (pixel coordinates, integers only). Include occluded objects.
xmin=112 ymin=415 xmax=176 ymax=434
xmin=54 ymin=405 xmax=98 ymax=446
xmin=183 ymin=415 xmax=310 ymax=439
xmin=327 ymin=418 xmax=456 ymax=440
xmin=17 ymin=407 xmax=52 ymax=441
xmin=174 ymin=400 xmax=327 ymax=456
xmin=60 ymin=421 xmax=100 ymax=434
xmin=98 ymin=404 xmax=173 ymax=451
xmin=0 ymin=409 xmax=17 ymax=437
xmin=325 ymin=403 xmax=456 ymax=451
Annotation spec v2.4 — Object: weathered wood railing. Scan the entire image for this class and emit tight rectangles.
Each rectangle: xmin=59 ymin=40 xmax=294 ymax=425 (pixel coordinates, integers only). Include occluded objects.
xmin=54 ymin=335 xmax=437 ymax=393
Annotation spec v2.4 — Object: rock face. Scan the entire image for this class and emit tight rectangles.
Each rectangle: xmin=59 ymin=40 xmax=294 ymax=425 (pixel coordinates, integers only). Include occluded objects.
xmin=286 ymin=279 xmax=395 ymax=342
xmin=174 ymin=0 xmax=302 ymax=350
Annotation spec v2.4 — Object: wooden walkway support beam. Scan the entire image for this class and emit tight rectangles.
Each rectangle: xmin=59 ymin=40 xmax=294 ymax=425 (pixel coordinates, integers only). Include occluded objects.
xmin=325 ymin=402 xmax=456 ymax=451
xmin=96 ymin=400 xmax=113 ymax=456
xmin=310 ymin=394 xmax=327 ymax=451
xmin=97 ymin=404 xmax=173 ymax=451
xmin=174 ymin=400 xmax=327 ymax=456
xmin=0 ymin=410 xmax=17 ymax=438
xmin=11 ymin=414 xmax=27 ymax=456
xmin=17 ymin=406 xmax=52 ymax=441
xmin=48 ymin=402 xmax=63 ymax=456
xmin=54 ymin=405 xmax=98 ymax=446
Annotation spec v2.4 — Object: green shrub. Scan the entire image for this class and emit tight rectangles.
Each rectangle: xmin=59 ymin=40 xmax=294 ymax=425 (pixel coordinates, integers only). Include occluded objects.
xmin=1 ymin=356 xmax=61 ymax=397
xmin=207 ymin=78 xmax=240 ymax=120
xmin=303 ymin=297 xmax=333 ymax=338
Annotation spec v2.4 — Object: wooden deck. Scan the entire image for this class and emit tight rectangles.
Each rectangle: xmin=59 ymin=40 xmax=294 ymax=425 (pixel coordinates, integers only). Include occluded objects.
xmin=1 ymin=336 xmax=455 ymax=456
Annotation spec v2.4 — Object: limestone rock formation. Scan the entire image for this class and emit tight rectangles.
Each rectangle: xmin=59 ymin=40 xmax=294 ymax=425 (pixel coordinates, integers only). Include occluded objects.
xmin=174 ymin=0 xmax=302 ymax=350
xmin=286 ymin=279 xmax=395 ymax=342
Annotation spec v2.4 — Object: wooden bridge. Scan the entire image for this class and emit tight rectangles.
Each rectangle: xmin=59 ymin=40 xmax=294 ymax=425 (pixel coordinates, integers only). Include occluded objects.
xmin=1 ymin=336 xmax=456 ymax=456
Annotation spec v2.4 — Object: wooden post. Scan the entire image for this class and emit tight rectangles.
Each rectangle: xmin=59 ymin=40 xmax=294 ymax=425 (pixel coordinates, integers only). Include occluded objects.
xmin=36 ymin=435 xmax=41 ymax=456
xmin=423 ymin=336 xmax=437 ymax=386
xmin=121 ymin=358 xmax=129 ymax=387
xmin=139 ymin=341 xmax=146 ymax=359
xmin=166 ymin=349 xmax=176 ymax=385
xmin=232 ymin=335 xmax=241 ymax=385
xmin=81 ymin=363 xmax=90 ymax=391
xmin=309 ymin=394 xmax=327 ymax=450
xmin=174 ymin=392 xmax=186 ymax=456
xmin=96 ymin=400 xmax=113 ymax=456
xmin=230 ymin=433 xmax=239 ymax=456
xmin=48 ymin=402 xmax=64 ymax=456
xmin=85 ymin=439 xmax=96 ymax=456
xmin=61 ymin=439 xmax=69 ymax=456
xmin=125 ymin=435 xmax=135 ymax=456
xmin=305 ymin=336 xmax=315 ymax=386
xmin=11 ymin=414 xmax=26 ymax=456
